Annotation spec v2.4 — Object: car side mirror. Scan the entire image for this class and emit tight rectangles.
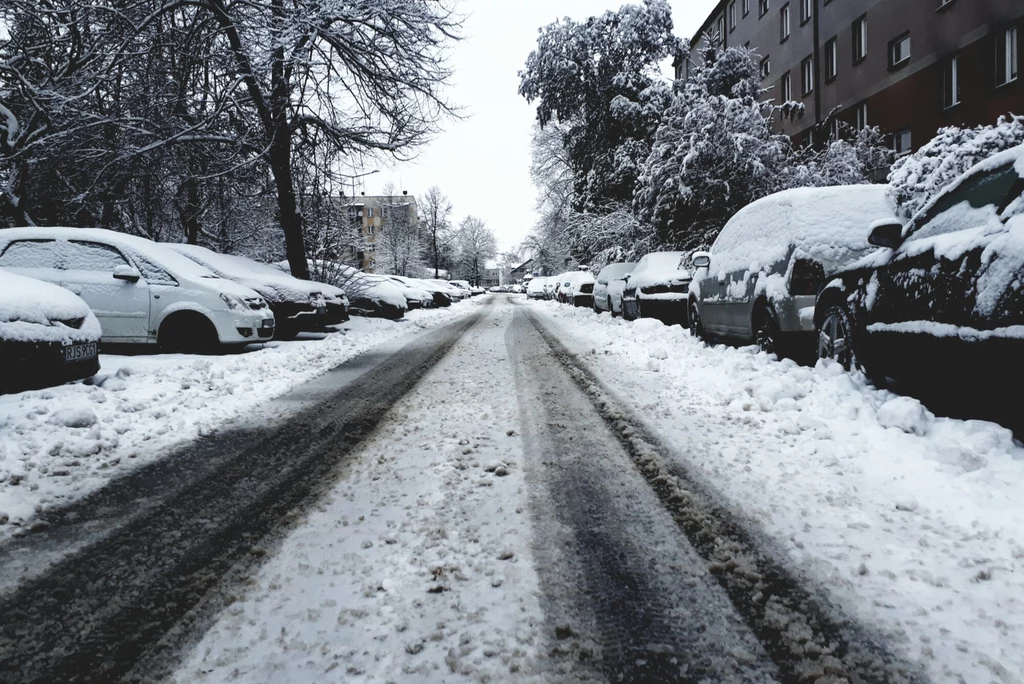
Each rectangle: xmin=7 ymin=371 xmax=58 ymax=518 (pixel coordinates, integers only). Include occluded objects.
xmin=691 ymin=251 xmax=711 ymax=269
xmin=113 ymin=265 xmax=142 ymax=282
xmin=868 ymin=220 xmax=903 ymax=249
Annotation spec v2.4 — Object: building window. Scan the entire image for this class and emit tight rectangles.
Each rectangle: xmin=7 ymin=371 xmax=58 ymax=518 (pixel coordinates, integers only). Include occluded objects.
xmin=855 ymin=102 xmax=868 ymax=130
xmin=829 ymin=118 xmax=841 ymax=140
xmin=889 ymin=32 xmax=911 ymax=69
xmin=780 ymin=4 xmax=790 ymax=41
xmin=825 ymin=37 xmax=838 ymax=81
xmin=943 ymin=55 xmax=961 ymax=109
xmin=801 ymin=55 xmax=814 ymax=95
xmin=852 ymin=15 xmax=868 ymax=64
xmin=729 ymin=1 xmax=737 ymax=30
xmin=742 ymin=0 xmax=750 ymax=17
xmin=996 ymin=26 xmax=1018 ymax=86
xmin=781 ymin=71 xmax=792 ymax=101
xmin=801 ymin=129 xmax=813 ymax=147
xmin=760 ymin=55 xmax=771 ymax=79
xmin=800 ymin=0 xmax=811 ymax=24
xmin=894 ymin=129 xmax=912 ymax=156
xmin=759 ymin=0 xmax=769 ymax=18
xmin=717 ymin=16 xmax=725 ymax=40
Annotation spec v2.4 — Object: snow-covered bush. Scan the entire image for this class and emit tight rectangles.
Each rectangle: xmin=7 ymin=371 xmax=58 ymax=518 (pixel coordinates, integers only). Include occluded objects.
xmin=888 ymin=115 xmax=1024 ymax=220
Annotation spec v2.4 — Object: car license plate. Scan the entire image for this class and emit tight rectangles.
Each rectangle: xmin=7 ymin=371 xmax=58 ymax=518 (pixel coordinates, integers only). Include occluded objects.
xmin=261 ymin=318 xmax=274 ymax=328
xmin=63 ymin=342 xmax=97 ymax=363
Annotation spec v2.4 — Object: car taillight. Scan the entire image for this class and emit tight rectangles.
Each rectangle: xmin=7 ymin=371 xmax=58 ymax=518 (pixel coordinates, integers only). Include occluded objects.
xmin=790 ymin=259 xmax=824 ymax=296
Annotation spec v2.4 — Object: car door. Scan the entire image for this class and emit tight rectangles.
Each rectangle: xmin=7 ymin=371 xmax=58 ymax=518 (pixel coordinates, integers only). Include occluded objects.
xmin=865 ymin=162 xmax=1022 ymax=380
xmin=698 ymin=247 xmax=741 ymax=336
xmin=60 ymin=240 xmax=151 ymax=341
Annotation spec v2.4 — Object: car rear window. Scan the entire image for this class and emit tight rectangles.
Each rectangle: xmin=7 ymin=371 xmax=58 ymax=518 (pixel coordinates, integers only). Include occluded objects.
xmin=0 ymin=240 xmax=60 ymax=269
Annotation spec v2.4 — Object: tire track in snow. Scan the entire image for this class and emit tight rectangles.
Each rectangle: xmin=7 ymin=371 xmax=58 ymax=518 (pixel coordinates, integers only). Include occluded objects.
xmin=519 ymin=301 xmax=927 ymax=684
xmin=0 ymin=307 xmax=487 ymax=684
xmin=508 ymin=307 xmax=779 ymax=684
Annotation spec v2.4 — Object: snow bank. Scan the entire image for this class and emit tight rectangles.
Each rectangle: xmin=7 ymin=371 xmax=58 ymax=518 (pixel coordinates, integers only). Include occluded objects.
xmin=0 ymin=303 xmax=482 ymax=533
xmin=531 ymin=300 xmax=1024 ymax=684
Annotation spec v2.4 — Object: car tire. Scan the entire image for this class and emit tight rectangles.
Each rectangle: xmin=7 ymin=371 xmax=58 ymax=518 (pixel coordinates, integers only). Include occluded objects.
xmin=689 ymin=301 xmax=705 ymax=341
xmin=754 ymin=304 xmax=781 ymax=356
xmin=817 ymin=303 xmax=858 ymax=370
xmin=609 ymin=298 xmax=618 ymax=318
xmin=158 ymin=311 xmax=219 ymax=354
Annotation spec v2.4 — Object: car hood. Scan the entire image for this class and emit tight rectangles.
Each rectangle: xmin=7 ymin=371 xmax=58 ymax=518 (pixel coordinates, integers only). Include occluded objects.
xmin=0 ymin=269 xmax=102 ymax=344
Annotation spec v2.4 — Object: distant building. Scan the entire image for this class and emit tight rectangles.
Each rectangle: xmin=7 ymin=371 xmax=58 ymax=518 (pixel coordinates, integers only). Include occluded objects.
xmin=680 ymin=0 xmax=1023 ymax=154
xmin=511 ymin=258 xmax=536 ymax=282
xmin=340 ymin=192 xmax=419 ymax=272
xmin=481 ymin=260 xmax=502 ymax=288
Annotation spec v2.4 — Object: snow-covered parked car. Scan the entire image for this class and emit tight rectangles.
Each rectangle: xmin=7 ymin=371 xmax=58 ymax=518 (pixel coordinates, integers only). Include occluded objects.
xmin=543 ymin=279 xmax=557 ymax=300
xmin=556 ymin=270 xmax=596 ymax=308
xmin=0 ymin=227 xmax=274 ymax=351
xmin=593 ymin=262 xmax=635 ymax=316
xmin=425 ymin=279 xmax=464 ymax=303
xmin=815 ymin=144 xmax=1024 ymax=387
xmin=382 ymin=276 xmax=434 ymax=309
xmin=449 ymin=280 xmax=473 ymax=298
xmin=167 ymin=245 xmax=325 ymax=339
xmin=391 ymin=276 xmax=452 ymax=307
xmin=470 ymin=285 xmax=486 ymax=296
xmin=319 ymin=283 xmax=350 ymax=325
xmin=526 ymin=277 xmax=548 ymax=300
xmin=285 ymin=260 xmax=407 ymax=320
xmin=0 ymin=269 xmax=102 ymax=393
xmin=689 ymin=185 xmax=898 ymax=358
xmin=621 ymin=252 xmax=691 ymax=324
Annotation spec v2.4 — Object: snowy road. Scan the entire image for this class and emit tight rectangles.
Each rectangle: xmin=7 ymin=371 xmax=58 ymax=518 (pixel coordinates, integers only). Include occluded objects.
xmin=2 ymin=295 xmax=1012 ymax=683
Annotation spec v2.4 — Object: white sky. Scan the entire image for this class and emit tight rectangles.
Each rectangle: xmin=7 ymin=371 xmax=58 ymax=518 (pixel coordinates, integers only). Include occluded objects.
xmin=361 ymin=0 xmax=719 ymax=255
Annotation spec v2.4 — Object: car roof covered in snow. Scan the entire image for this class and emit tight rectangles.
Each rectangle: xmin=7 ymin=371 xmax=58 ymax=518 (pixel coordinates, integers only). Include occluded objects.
xmin=597 ymin=262 xmax=636 ymax=280
xmin=710 ymin=184 xmax=898 ymax=275
xmin=167 ymin=244 xmax=323 ymax=303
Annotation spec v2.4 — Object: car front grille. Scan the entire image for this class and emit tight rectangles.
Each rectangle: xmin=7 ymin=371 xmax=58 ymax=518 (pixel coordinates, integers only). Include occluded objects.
xmin=579 ymin=284 xmax=594 ymax=294
xmin=641 ymin=282 xmax=689 ymax=295
xmin=52 ymin=317 xmax=85 ymax=329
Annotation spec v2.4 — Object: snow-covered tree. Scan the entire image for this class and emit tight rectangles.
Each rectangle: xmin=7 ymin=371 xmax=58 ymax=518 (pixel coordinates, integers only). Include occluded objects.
xmin=888 ymin=115 xmax=1024 ymax=220
xmin=375 ymin=184 xmax=425 ymax=277
xmin=519 ymin=0 xmax=680 ymax=211
xmin=421 ymin=186 xmax=455 ymax=278
xmin=454 ymin=216 xmax=496 ymax=285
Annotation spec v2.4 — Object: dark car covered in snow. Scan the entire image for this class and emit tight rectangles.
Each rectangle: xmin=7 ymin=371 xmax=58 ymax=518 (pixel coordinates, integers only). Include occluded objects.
xmin=815 ymin=144 xmax=1024 ymax=387
xmin=621 ymin=252 xmax=691 ymax=324
xmin=1 ymin=269 xmax=101 ymax=393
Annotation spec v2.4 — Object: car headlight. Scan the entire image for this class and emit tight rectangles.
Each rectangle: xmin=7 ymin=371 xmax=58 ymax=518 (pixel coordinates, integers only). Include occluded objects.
xmin=220 ymin=293 xmax=245 ymax=310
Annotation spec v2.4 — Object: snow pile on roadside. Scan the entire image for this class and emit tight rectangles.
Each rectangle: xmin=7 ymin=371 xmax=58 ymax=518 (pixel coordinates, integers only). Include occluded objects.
xmin=532 ymin=300 xmax=1024 ymax=684
xmin=171 ymin=302 xmax=549 ymax=684
xmin=0 ymin=303 xmax=483 ymax=533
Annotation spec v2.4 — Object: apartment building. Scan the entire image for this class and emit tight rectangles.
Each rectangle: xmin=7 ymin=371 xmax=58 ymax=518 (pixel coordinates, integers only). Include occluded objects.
xmin=341 ymin=192 xmax=419 ymax=272
xmin=679 ymin=0 xmax=1023 ymax=154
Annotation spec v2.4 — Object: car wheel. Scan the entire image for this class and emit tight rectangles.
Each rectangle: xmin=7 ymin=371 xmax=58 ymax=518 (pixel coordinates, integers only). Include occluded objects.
xmin=689 ymin=301 xmax=705 ymax=341
xmin=754 ymin=304 xmax=781 ymax=356
xmin=158 ymin=312 xmax=218 ymax=354
xmin=609 ymin=298 xmax=618 ymax=318
xmin=817 ymin=304 xmax=857 ymax=370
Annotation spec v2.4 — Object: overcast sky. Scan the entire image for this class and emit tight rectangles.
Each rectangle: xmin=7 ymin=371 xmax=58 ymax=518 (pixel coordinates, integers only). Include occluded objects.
xmin=359 ymin=0 xmax=719 ymax=255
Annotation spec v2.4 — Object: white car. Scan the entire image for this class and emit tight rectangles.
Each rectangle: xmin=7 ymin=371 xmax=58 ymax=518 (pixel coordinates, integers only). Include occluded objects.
xmin=281 ymin=260 xmax=408 ymax=320
xmin=168 ymin=245 xmax=328 ymax=339
xmin=555 ymin=271 xmax=597 ymax=307
xmin=0 ymin=228 xmax=274 ymax=351
xmin=1 ymin=269 xmax=102 ymax=392
xmin=593 ymin=262 xmax=636 ymax=316
xmin=381 ymin=275 xmax=434 ymax=309
xmin=526 ymin=277 xmax=548 ymax=299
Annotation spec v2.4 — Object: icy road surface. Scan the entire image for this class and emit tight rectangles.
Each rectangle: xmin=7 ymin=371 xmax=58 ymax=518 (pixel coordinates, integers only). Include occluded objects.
xmin=0 ymin=296 xmax=1017 ymax=683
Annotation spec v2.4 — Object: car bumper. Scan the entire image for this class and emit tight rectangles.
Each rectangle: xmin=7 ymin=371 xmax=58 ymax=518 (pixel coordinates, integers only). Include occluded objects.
xmin=212 ymin=309 xmax=275 ymax=343
xmin=325 ymin=302 xmax=349 ymax=325
xmin=271 ymin=302 xmax=327 ymax=333
xmin=637 ymin=296 xmax=688 ymax=324
xmin=0 ymin=339 xmax=100 ymax=393
xmin=573 ymin=294 xmax=594 ymax=307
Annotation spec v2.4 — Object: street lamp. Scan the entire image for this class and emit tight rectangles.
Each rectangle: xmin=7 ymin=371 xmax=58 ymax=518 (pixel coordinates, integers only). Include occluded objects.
xmin=342 ymin=169 xmax=379 ymax=198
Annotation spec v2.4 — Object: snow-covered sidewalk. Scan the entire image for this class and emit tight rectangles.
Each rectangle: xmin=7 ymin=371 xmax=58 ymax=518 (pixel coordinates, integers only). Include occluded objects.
xmin=170 ymin=301 xmax=549 ymax=683
xmin=0 ymin=302 xmax=483 ymax=533
xmin=530 ymin=300 xmax=1024 ymax=684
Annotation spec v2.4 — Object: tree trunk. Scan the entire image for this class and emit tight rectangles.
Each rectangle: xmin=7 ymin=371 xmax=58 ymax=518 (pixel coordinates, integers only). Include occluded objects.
xmin=181 ymin=175 xmax=202 ymax=244
xmin=269 ymin=131 xmax=309 ymax=280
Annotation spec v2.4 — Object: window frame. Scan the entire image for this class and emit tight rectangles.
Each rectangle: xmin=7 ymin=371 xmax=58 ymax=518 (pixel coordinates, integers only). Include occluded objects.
xmin=64 ymin=240 xmax=132 ymax=273
xmin=781 ymin=71 xmax=792 ymax=102
xmin=852 ymin=15 xmax=868 ymax=65
xmin=759 ymin=0 xmax=769 ymax=19
xmin=995 ymin=26 xmax=1018 ymax=87
xmin=888 ymin=32 xmax=911 ymax=70
xmin=760 ymin=55 xmax=772 ymax=80
xmin=855 ymin=102 xmax=868 ymax=130
xmin=742 ymin=0 xmax=750 ymax=17
xmin=801 ymin=55 xmax=814 ymax=96
xmin=780 ymin=3 xmax=790 ymax=42
xmin=729 ymin=0 xmax=737 ymax=30
xmin=800 ymin=0 xmax=811 ymax=25
xmin=893 ymin=129 xmax=912 ymax=157
xmin=825 ymin=36 xmax=838 ymax=82
xmin=942 ymin=55 xmax=961 ymax=109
